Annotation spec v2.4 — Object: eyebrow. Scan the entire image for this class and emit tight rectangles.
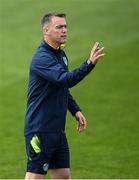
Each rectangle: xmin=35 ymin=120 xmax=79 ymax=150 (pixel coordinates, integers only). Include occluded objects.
xmin=55 ymin=24 xmax=67 ymax=29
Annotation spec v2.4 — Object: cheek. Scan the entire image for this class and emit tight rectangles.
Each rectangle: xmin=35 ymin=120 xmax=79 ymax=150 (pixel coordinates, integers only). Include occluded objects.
xmin=49 ymin=30 xmax=56 ymax=35
xmin=51 ymin=31 xmax=61 ymax=39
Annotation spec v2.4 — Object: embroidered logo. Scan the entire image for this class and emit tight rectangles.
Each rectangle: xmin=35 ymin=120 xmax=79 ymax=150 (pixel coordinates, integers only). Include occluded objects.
xmin=63 ymin=57 xmax=68 ymax=66
xmin=43 ymin=163 xmax=49 ymax=172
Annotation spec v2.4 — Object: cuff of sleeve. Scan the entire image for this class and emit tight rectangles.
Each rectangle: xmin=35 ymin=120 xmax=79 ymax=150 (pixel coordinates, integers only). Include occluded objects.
xmin=86 ymin=59 xmax=95 ymax=67
xmin=81 ymin=60 xmax=95 ymax=73
xmin=71 ymin=108 xmax=82 ymax=116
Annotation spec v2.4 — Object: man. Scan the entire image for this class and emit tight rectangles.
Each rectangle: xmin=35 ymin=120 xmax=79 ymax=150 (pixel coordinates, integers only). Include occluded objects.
xmin=24 ymin=13 xmax=104 ymax=179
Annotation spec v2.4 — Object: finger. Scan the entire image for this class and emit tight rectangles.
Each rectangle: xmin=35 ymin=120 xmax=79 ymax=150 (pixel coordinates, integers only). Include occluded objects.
xmin=95 ymin=47 xmax=104 ymax=55
xmin=79 ymin=122 xmax=86 ymax=132
xmin=78 ymin=117 xmax=84 ymax=125
xmin=82 ymin=120 xmax=87 ymax=129
xmin=96 ymin=53 xmax=105 ymax=59
xmin=95 ymin=46 xmax=100 ymax=52
xmin=80 ymin=125 xmax=85 ymax=132
xmin=93 ymin=46 xmax=105 ymax=59
xmin=92 ymin=42 xmax=99 ymax=52
xmin=82 ymin=116 xmax=87 ymax=126
xmin=78 ymin=126 xmax=81 ymax=132
xmin=77 ymin=121 xmax=81 ymax=131
xmin=78 ymin=126 xmax=83 ymax=132
xmin=94 ymin=44 xmax=101 ymax=53
xmin=77 ymin=116 xmax=87 ymax=132
xmin=83 ymin=121 xmax=87 ymax=129
xmin=79 ymin=124 xmax=86 ymax=132
xmin=81 ymin=117 xmax=87 ymax=129
xmin=77 ymin=122 xmax=83 ymax=132
xmin=78 ymin=124 xmax=82 ymax=132
xmin=93 ymin=53 xmax=105 ymax=62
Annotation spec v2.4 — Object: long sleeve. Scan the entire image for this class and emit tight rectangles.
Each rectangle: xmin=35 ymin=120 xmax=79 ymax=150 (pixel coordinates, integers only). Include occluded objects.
xmin=68 ymin=90 xmax=81 ymax=116
xmin=32 ymin=54 xmax=95 ymax=88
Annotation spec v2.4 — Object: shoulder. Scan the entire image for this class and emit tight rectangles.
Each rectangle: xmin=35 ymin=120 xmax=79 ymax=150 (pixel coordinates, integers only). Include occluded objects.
xmin=33 ymin=44 xmax=52 ymax=59
xmin=32 ymin=46 xmax=56 ymax=66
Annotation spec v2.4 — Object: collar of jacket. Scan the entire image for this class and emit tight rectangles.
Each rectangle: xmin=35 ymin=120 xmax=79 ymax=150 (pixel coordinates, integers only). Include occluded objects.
xmin=42 ymin=40 xmax=61 ymax=54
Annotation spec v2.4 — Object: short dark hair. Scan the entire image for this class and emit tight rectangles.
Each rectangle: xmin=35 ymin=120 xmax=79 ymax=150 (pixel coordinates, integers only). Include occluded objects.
xmin=41 ymin=12 xmax=66 ymax=28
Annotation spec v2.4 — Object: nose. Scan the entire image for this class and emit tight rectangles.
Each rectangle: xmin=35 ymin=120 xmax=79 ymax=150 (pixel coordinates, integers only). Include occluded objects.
xmin=62 ymin=26 xmax=67 ymax=33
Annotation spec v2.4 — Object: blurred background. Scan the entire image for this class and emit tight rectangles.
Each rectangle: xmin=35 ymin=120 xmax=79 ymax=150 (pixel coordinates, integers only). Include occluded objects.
xmin=0 ymin=0 xmax=139 ymax=178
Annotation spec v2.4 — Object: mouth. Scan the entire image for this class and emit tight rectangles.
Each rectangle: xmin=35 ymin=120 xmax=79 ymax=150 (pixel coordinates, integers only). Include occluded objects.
xmin=61 ymin=35 xmax=67 ymax=38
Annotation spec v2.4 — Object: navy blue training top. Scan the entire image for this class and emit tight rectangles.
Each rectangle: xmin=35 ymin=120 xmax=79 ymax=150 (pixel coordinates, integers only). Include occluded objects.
xmin=24 ymin=40 xmax=95 ymax=136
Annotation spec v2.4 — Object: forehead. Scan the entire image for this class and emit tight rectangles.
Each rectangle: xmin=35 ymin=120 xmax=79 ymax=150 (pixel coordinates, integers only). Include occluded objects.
xmin=51 ymin=16 xmax=66 ymax=25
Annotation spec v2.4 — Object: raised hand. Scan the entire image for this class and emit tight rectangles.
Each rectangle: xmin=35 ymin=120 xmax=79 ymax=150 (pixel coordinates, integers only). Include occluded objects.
xmin=89 ymin=42 xmax=105 ymax=65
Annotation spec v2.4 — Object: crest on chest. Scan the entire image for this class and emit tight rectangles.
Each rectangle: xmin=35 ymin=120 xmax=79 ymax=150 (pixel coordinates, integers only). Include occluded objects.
xmin=62 ymin=56 xmax=68 ymax=66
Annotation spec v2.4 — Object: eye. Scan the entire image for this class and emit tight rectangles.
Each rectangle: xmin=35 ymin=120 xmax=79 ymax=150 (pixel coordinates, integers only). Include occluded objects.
xmin=56 ymin=25 xmax=67 ymax=29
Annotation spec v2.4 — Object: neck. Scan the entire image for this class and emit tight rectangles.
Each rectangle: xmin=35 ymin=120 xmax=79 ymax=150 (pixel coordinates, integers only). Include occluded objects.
xmin=44 ymin=37 xmax=59 ymax=50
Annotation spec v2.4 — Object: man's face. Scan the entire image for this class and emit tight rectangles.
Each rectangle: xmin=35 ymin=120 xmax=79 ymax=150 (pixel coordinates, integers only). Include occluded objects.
xmin=45 ymin=16 xmax=67 ymax=45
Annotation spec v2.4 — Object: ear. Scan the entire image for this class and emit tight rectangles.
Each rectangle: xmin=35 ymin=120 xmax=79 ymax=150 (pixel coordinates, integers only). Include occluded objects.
xmin=43 ymin=26 xmax=50 ymax=36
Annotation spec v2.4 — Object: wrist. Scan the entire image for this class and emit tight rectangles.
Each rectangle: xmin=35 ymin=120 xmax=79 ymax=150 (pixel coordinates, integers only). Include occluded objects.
xmin=87 ymin=59 xmax=95 ymax=66
xmin=75 ymin=111 xmax=81 ymax=117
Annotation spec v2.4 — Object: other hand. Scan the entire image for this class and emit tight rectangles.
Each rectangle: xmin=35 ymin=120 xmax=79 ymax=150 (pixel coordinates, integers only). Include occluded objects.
xmin=75 ymin=111 xmax=87 ymax=133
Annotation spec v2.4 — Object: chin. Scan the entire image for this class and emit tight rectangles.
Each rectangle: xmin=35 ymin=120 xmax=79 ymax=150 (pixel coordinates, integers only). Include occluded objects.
xmin=57 ymin=39 xmax=67 ymax=46
xmin=61 ymin=40 xmax=67 ymax=44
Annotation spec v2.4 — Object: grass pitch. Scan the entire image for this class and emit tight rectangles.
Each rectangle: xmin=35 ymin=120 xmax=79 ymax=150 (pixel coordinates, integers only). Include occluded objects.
xmin=0 ymin=0 xmax=139 ymax=178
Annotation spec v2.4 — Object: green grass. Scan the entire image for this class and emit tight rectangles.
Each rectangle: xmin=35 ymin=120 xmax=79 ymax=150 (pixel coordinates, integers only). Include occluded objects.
xmin=0 ymin=0 xmax=139 ymax=178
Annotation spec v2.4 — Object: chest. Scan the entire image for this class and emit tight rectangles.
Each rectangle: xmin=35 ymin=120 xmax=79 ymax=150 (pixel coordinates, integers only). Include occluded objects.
xmin=53 ymin=52 xmax=69 ymax=71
